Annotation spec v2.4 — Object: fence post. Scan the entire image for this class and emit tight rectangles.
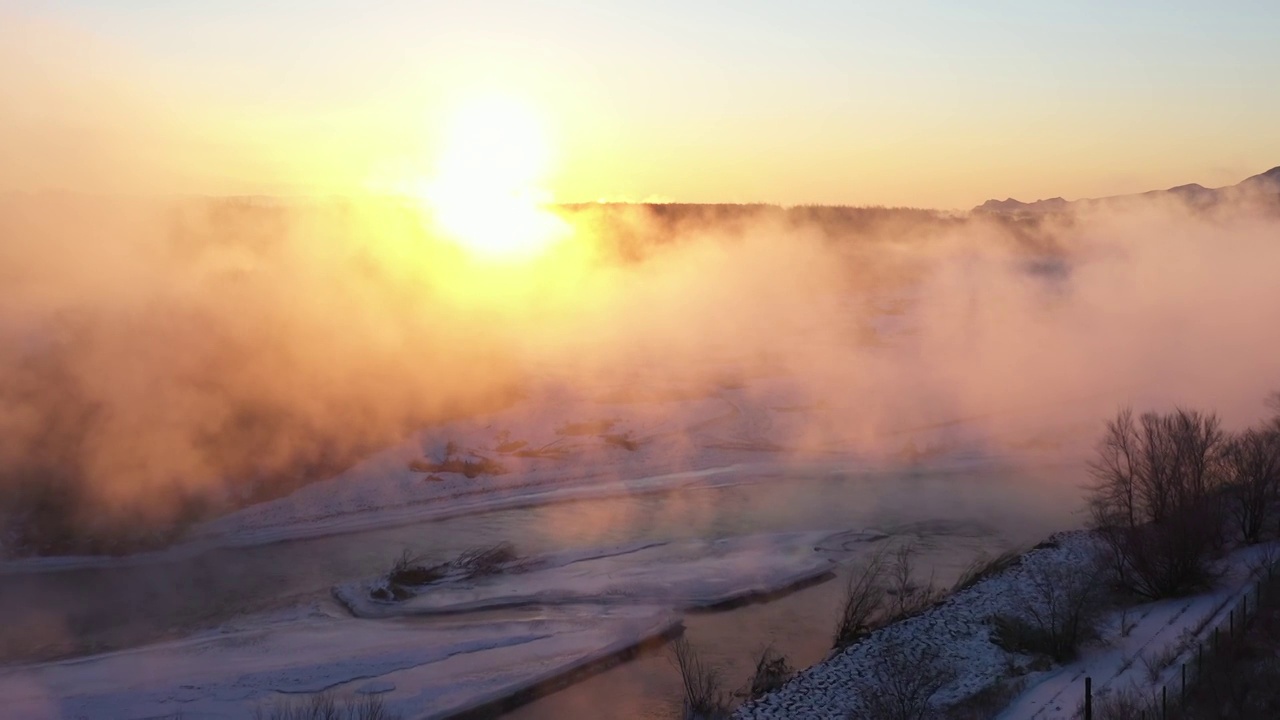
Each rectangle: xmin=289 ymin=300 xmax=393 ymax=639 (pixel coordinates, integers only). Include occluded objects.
xmin=1181 ymin=663 xmax=1186 ymax=706
xmin=1231 ymin=608 xmax=1235 ymax=638
xmin=1084 ymin=676 xmax=1093 ymax=720
xmin=1244 ymin=593 xmax=1249 ymax=622
xmin=1162 ymin=685 xmax=1167 ymax=719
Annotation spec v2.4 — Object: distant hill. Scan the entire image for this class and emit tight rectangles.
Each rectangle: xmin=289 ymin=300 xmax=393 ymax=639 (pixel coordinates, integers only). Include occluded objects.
xmin=976 ymin=196 xmax=1069 ymax=214
xmin=973 ymin=166 xmax=1280 ymax=215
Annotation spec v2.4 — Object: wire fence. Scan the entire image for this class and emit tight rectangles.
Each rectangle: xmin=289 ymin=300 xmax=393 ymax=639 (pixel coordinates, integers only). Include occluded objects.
xmin=1079 ymin=561 xmax=1276 ymax=720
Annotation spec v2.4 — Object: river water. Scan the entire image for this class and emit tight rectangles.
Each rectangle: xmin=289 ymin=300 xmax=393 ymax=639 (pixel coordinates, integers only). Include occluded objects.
xmin=0 ymin=459 xmax=1086 ymax=717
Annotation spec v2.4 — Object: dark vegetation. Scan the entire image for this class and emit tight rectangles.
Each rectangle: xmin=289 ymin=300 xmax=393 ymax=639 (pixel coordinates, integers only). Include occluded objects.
xmin=951 ymin=549 xmax=1023 ymax=593
xmin=252 ymin=692 xmax=398 ymax=720
xmin=670 ymin=635 xmax=733 ymax=720
xmin=989 ymin=553 xmax=1108 ymax=662
xmin=726 ymin=398 xmax=1280 ymax=717
xmin=407 ymin=440 xmax=508 ymax=478
xmin=407 ymin=456 xmax=506 ymax=478
xmin=1088 ymin=402 xmax=1280 ymax=600
xmin=746 ymin=646 xmax=794 ymax=699
xmin=1085 ymin=564 xmax=1280 ymax=720
xmin=553 ymin=203 xmax=962 ymax=264
xmin=1177 ymin=569 xmax=1280 ymax=719
xmin=372 ymin=542 xmax=521 ymax=602
xmin=832 ymin=544 xmax=944 ymax=651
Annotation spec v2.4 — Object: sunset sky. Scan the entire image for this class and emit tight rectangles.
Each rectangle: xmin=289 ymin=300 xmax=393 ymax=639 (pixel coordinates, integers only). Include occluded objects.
xmin=4 ymin=0 xmax=1279 ymax=208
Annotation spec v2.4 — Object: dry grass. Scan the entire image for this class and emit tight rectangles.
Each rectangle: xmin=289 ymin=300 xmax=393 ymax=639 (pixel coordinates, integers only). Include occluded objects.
xmin=670 ymin=635 xmax=733 ymax=720
xmin=252 ymin=692 xmax=398 ymax=720
xmin=833 ymin=550 xmax=891 ymax=650
xmin=1084 ymin=685 xmax=1156 ymax=720
xmin=745 ymin=645 xmax=794 ymax=699
xmin=833 ymin=544 xmax=951 ymax=651
xmin=951 ymin=548 xmax=1022 ymax=593
xmin=373 ymin=542 xmax=522 ymax=601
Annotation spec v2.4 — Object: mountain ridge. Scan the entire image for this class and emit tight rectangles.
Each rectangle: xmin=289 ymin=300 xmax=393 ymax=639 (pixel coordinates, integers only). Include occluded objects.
xmin=974 ymin=166 xmax=1280 ymax=215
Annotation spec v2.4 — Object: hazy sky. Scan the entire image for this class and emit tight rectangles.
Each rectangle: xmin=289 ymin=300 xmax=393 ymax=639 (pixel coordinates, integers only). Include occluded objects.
xmin=5 ymin=0 xmax=1280 ymax=207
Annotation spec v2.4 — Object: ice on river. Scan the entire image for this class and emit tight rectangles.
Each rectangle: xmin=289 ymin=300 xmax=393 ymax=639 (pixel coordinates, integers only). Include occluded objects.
xmin=0 ymin=604 xmax=679 ymax=720
xmin=334 ymin=530 xmax=884 ymax=618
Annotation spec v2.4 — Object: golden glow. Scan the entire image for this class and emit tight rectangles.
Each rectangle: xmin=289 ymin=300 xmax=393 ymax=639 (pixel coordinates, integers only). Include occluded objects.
xmin=420 ymin=94 xmax=570 ymax=260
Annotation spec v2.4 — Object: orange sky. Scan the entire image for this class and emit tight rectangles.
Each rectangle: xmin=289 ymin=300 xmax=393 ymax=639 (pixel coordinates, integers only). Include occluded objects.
xmin=3 ymin=1 xmax=1279 ymax=208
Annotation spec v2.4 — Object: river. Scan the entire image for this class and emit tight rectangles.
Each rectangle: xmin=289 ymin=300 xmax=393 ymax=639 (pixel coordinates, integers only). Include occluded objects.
xmin=0 ymin=458 xmax=1086 ymax=717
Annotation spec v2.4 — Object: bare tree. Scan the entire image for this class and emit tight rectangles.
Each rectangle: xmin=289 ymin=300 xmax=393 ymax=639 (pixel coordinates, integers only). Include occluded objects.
xmin=1223 ymin=427 xmax=1280 ymax=544
xmin=1088 ymin=407 xmax=1140 ymax=529
xmin=1088 ymin=408 xmax=1226 ymax=598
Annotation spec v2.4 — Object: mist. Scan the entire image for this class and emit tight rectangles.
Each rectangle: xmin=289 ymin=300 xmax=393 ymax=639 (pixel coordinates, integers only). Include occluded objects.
xmin=3 ymin=4 xmax=1280 ymax=559
xmin=2 ymin=177 xmax=1280 ymax=556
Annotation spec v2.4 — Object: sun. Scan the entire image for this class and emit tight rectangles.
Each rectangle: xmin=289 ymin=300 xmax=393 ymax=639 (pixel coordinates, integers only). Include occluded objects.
xmin=421 ymin=95 xmax=569 ymax=260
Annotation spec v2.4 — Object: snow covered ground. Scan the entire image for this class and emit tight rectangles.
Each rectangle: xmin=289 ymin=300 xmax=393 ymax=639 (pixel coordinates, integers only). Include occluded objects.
xmin=997 ymin=543 xmax=1276 ymax=720
xmin=735 ymin=532 xmax=1277 ymax=720
xmin=735 ymin=531 xmax=1104 ymax=719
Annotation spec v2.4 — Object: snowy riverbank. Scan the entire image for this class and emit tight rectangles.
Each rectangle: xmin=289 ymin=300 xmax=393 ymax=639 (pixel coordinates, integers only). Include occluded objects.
xmin=736 ymin=532 xmax=1278 ymax=720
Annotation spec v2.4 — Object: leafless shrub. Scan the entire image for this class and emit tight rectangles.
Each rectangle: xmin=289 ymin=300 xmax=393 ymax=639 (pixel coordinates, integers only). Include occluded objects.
xmin=886 ymin=544 xmax=944 ymax=620
xmin=1184 ymin=608 xmax=1280 ymax=719
xmin=745 ymin=645 xmax=794 ymax=699
xmin=343 ymin=695 xmax=395 ymax=720
xmin=951 ymin=548 xmax=1022 ymax=593
xmin=387 ymin=550 xmax=446 ymax=586
xmin=374 ymin=543 xmax=520 ymax=601
xmin=602 ymin=432 xmax=641 ymax=451
xmin=1089 ymin=407 xmax=1227 ymax=599
xmin=1247 ymin=542 xmax=1280 ymax=579
xmin=455 ymin=542 xmax=519 ymax=578
xmin=670 ymin=635 xmax=732 ymax=720
xmin=832 ymin=545 xmax=948 ymax=651
xmin=253 ymin=692 xmax=398 ymax=720
xmin=1085 ymin=684 xmax=1155 ymax=720
xmin=858 ymin=635 xmax=957 ymax=720
xmin=1223 ymin=427 xmax=1280 ymax=544
xmin=1139 ymin=642 xmax=1182 ymax=683
xmin=1118 ymin=607 xmax=1135 ymax=638
xmin=991 ymin=552 xmax=1107 ymax=662
xmin=833 ymin=550 xmax=890 ymax=650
